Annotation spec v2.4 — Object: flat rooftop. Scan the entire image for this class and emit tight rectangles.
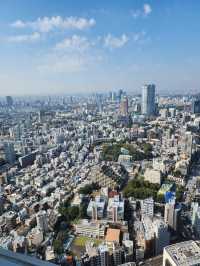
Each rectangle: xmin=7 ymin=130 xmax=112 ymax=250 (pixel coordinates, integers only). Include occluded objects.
xmin=0 ymin=248 xmax=56 ymax=266
xmin=105 ymin=228 xmax=120 ymax=243
xmin=164 ymin=240 xmax=200 ymax=266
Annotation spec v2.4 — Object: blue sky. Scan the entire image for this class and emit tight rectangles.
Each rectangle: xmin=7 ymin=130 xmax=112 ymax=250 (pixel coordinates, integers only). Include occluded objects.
xmin=0 ymin=0 xmax=200 ymax=95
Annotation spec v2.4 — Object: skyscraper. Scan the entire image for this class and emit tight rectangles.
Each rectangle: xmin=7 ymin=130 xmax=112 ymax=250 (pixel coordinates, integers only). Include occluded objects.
xmin=141 ymin=84 xmax=156 ymax=116
xmin=6 ymin=96 xmax=13 ymax=107
xmin=120 ymin=97 xmax=128 ymax=116
xmin=153 ymin=219 xmax=170 ymax=255
xmin=3 ymin=141 xmax=16 ymax=164
xmin=192 ymin=95 xmax=200 ymax=114
xmin=164 ymin=199 xmax=181 ymax=232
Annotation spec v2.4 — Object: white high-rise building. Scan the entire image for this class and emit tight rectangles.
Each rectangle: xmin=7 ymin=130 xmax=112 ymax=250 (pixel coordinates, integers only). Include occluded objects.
xmin=141 ymin=197 xmax=154 ymax=218
xmin=107 ymin=195 xmax=124 ymax=222
xmin=164 ymin=200 xmax=181 ymax=231
xmin=142 ymin=84 xmax=156 ymax=116
xmin=36 ymin=210 xmax=48 ymax=233
xmin=99 ymin=244 xmax=109 ymax=266
xmin=191 ymin=202 xmax=200 ymax=236
xmin=163 ymin=241 xmax=200 ymax=266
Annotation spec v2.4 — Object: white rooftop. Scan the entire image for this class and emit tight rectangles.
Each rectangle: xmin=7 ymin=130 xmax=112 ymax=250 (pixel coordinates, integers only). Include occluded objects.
xmin=164 ymin=240 xmax=200 ymax=266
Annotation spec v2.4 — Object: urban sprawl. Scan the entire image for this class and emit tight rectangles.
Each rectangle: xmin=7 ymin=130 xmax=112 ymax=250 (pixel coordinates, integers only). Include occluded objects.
xmin=1 ymin=86 xmax=200 ymax=266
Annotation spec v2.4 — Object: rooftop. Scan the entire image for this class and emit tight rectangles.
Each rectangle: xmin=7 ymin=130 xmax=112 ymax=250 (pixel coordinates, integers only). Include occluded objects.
xmin=164 ymin=241 xmax=200 ymax=266
xmin=105 ymin=228 xmax=120 ymax=243
xmin=0 ymin=248 xmax=56 ymax=266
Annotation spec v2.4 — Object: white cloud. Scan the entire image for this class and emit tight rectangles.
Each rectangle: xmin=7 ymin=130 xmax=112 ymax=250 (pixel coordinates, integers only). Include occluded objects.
xmin=104 ymin=34 xmax=129 ymax=49
xmin=11 ymin=16 xmax=96 ymax=32
xmin=55 ymin=35 xmax=91 ymax=52
xmin=143 ymin=4 xmax=152 ymax=15
xmin=133 ymin=31 xmax=146 ymax=42
xmin=131 ymin=3 xmax=152 ymax=18
xmin=11 ymin=20 xmax=26 ymax=28
xmin=7 ymin=32 xmax=41 ymax=43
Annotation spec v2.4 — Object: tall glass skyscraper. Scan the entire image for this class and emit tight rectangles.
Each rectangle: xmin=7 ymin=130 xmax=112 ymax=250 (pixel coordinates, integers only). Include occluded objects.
xmin=142 ymin=84 xmax=156 ymax=116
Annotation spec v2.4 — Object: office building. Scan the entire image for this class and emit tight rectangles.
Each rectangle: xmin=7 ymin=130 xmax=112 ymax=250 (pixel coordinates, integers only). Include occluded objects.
xmin=75 ymin=219 xmax=105 ymax=238
xmin=99 ymin=244 xmax=110 ymax=266
xmin=120 ymin=97 xmax=129 ymax=116
xmin=36 ymin=210 xmax=48 ymax=233
xmin=153 ymin=219 xmax=170 ymax=255
xmin=107 ymin=195 xmax=124 ymax=222
xmin=163 ymin=241 xmax=200 ymax=266
xmin=164 ymin=200 xmax=181 ymax=232
xmin=141 ymin=197 xmax=154 ymax=218
xmin=87 ymin=195 xmax=107 ymax=219
xmin=191 ymin=202 xmax=200 ymax=237
xmin=112 ymin=245 xmax=124 ymax=266
xmin=6 ymin=96 xmax=13 ymax=107
xmin=142 ymin=84 xmax=156 ymax=116
xmin=3 ymin=141 xmax=16 ymax=164
xmin=192 ymin=95 xmax=200 ymax=114
xmin=181 ymin=131 xmax=193 ymax=158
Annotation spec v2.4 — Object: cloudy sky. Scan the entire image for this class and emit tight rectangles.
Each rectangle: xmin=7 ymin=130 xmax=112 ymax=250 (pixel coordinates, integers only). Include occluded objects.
xmin=0 ymin=0 xmax=200 ymax=95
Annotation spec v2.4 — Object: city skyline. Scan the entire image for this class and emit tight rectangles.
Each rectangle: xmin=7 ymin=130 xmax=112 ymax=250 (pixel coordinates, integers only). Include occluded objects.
xmin=0 ymin=0 xmax=200 ymax=95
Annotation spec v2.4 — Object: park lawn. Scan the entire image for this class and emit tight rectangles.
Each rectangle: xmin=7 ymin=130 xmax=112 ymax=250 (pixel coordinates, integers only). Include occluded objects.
xmin=73 ymin=236 xmax=102 ymax=247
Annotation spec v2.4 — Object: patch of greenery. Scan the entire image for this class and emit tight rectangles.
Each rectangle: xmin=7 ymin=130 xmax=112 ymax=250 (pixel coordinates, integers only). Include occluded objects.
xmin=123 ymin=177 xmax=160 ymax=200
xmin=141 ymin=143 xmax=153 ymax=158
xmin=176 ymin=185 xmax=184 ymax=201
xmin=101 ymin=142 xmax=153 ymax=162
xmin=53 ymin=239 xmax=64 ymax=254
xmin=58 ymin=197 xmax=90 ymax=224
xmin=73 ymin=236 xmax=102 ymax=247
xmin=78 ymin=183 xmax=99 ymax=195
xmin=58 ymin=201 xmax=80 ymax=222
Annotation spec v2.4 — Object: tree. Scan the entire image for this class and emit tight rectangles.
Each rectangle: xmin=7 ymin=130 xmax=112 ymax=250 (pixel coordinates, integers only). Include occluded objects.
xmin=176 ymin=186 xmax=184 ymax=201
xmin=53 ymin=239 xmax=63 ymax=255
xmin=142 ymin=143 xmax=153 ymax=158
xmin=78 ymin=183 xmax=99 ymax=195
xmin=156 ymin=193 xmax=165 ymax=203
xmin=123 ymin=177 xmax=160 ymax=200
xmin=68 ymin=206 xmax=80 ymax=221
xmin=173 ymin=170 xmax=182 ymax=177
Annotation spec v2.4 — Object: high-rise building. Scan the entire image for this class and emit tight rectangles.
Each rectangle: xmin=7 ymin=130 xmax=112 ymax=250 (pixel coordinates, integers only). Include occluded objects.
xmin=9 ymin=124 xmax=22 ymax=141
xmin=112 ymin=92 xmax=117 ymax=102
xmin=192 ymin=95 xmax=200 ymax=114
xmin=3 ymin=141 xmax=16 ymax=164
xmin=87 ymin=195 xmax=106 ymax=219
xmin=112 ymin=245 xmax=124 ymax=266
xmin=36 ymin=210 xmax=48 ymax=233
xmin=107 ymin=195 xmax=124 ymax=222
xmin=141 ymin=84 xmax=156 ymax=116
xmin=179 ymin=130 xmax=193 ymax=158
xmin=99 ymin=244 xmax=110 ymax=266
xmin=153 ymin=219 xmax=170 ymax=255
xmin=163 ymin=241 xmax=200 ymax=266
xmin=141 ymin=197 xmax=154 ymax=218
xmin=118 ymin=89 xmax=124 ymax=101
xmin=191 ymin=202 xmax=200 ymax=237
xmin=38 ymin=110 xmax=45 ymax=123
xmin=120 ymin=97 xmax=129 ymax=116
xmin=164 ymin=200 xmax=181 ymax=232
xmin=6 ymin=96 xmax=13 ymax=107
